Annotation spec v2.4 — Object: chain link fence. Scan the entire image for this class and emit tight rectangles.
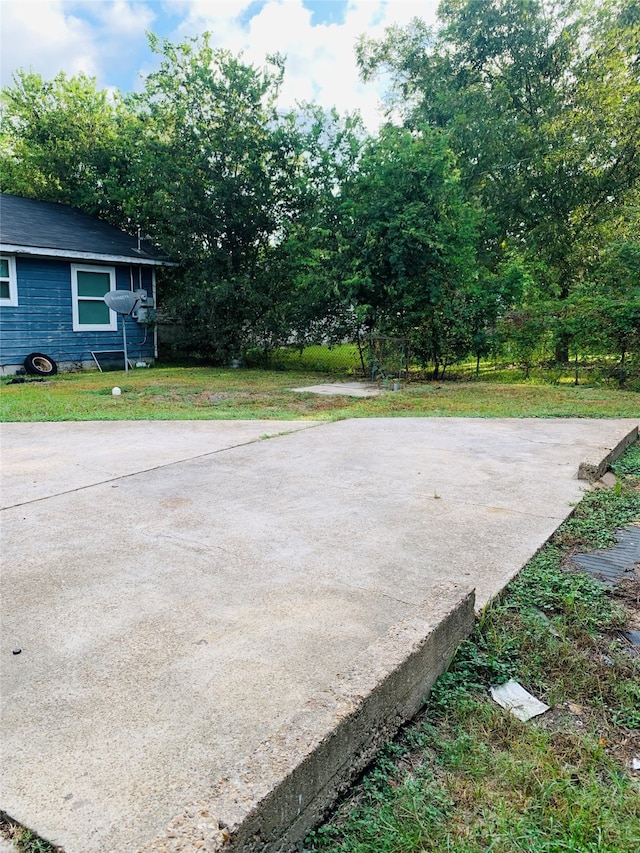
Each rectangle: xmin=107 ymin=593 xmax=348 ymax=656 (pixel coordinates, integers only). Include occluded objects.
xmin=362 ymin=335 xmax=411 ymax=383
xmin=264 ymin=336 xmax=411 ymax=383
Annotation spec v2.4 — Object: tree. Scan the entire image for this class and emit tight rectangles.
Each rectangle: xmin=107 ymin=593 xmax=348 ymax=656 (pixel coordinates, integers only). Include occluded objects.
xmin=566 ymin=238 xmax=640 ymax=385
xmin=253 ymin=105 xmax=368 ymax=355
xmin=357 ymin=0 xmax=640 ymax=362
xmin=0 ymin=70 xmax=135 ymax=226
xmin=120 ymin=35 xmax=290 ymax=358
xmin=335 ymin=123 xmax=482 ymax=376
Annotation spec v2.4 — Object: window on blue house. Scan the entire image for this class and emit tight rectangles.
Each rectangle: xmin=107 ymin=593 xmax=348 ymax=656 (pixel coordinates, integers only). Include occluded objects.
xmin=0 ymin=255 xmax=18 ymax=305
xmin=71 ymin=265 xmax=117 ymax=331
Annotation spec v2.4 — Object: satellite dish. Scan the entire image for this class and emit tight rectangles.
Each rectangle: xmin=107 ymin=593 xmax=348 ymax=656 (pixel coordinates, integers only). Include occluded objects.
xmin=104 ymin=290 xmax=140 ymax=315
xmin=103 ymin=291 xmax=141 ymax=374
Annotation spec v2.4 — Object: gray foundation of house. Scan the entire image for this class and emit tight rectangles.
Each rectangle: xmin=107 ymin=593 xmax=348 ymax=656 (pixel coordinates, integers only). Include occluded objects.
xmin=1 ymin=358 xmax=155 ymax=376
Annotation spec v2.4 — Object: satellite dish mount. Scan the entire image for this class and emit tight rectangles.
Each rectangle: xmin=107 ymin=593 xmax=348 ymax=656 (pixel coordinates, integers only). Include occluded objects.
xmin=103 ymin=291 xmax=141 ymax=374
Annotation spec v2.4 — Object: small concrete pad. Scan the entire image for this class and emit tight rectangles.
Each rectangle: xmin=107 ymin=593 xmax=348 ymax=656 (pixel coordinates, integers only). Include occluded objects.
xmin=1 ymin=417 xmax=638 ymax=852
xmin=291 ymin=381 xmax=381 ymax=397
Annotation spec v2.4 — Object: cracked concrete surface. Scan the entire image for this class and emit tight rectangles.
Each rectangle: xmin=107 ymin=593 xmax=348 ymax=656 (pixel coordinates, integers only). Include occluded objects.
xmin=1 ymin=417 xmax=638 ymax=852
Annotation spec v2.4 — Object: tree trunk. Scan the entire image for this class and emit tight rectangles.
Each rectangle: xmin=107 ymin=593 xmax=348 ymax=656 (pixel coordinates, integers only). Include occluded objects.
xmin=555 ymin=336 xmax=570 ymax=365
xmin=618 ymin=347 xmax=627 ymax=388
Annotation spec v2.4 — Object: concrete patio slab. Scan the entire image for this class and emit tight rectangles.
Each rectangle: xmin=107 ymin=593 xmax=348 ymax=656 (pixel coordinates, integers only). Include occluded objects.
xmin=0 ymin=420 xmax=316 ymax=509
xmin=291 ymin=382 xmax=381 ymax=397
xmin=1 ymin=417 xmax=638 ymax=853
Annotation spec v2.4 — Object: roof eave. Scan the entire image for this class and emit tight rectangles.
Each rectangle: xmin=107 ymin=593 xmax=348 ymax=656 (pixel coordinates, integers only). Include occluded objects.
xmin=0 ymin=244 xmax=176 ymax=267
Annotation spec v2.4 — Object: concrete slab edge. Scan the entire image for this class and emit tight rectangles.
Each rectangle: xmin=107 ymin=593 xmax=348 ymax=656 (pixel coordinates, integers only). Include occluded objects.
xmin=578 ymin=424 xmax=638 ymax=483
xmin=138 ymin=586 xmax=475 ymax=853
xmin=474 ymin=422 xmax=640 ymax=615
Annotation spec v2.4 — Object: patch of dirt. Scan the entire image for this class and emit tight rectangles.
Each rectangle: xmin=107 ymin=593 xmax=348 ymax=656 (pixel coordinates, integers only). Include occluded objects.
xmin=195 ymin=391 xmax=232 ymax=404
xmin=143 ymin=392 xmax=189 ymax=404
xmin=549 ymin=708 xmax=640 ymax=776
xmin=5 ymin=377 xmax=49 ymax=385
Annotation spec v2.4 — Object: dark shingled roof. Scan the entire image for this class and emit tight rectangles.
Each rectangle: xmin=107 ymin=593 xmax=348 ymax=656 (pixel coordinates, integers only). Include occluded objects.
xmin=0 ymin=194 xmax=169 ymax=264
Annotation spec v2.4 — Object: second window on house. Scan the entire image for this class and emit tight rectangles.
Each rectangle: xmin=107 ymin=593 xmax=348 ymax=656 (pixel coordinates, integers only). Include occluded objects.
xmin=71 ymin=265 xmax=117 ymax=331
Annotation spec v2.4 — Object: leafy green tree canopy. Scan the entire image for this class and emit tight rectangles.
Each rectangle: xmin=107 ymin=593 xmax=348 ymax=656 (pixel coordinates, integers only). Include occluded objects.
xmin=1 ymin=69 xmax=134 ymax=224
xmin=335 ymin=123 xmax=485 ymax=374
xmin=357 ymin=0 xmax=640 ymax=362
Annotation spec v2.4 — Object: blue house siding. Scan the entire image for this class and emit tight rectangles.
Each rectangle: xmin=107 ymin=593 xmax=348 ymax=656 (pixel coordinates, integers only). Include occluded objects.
xmin=0 ymin=256 xmax=156 ymax=370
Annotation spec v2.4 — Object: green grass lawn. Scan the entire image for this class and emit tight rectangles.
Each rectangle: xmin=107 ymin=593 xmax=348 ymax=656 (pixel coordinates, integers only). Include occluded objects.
xmin=1 ymin=366 xmax=639 ymax=421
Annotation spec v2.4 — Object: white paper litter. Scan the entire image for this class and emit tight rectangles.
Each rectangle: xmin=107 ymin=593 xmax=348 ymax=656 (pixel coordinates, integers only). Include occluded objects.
xmin=632 ymin=757 xmax=640 ymax=772
xmin=490 ymin=680 xmax=550 ymax=721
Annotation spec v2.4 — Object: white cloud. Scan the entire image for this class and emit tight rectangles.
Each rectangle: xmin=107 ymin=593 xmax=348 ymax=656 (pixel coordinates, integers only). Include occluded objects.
xmin=165 ymin=0 xmax=439 ymax=129
xmin=89 ymin=0 xmax=156 ymax=36
xmin=0 ymin=0 xmax=439 ymax=128
xmin=0 ymin=0 xmax=98 ymax=83
xmin=0 ymin=0 xmax=157 ymax=87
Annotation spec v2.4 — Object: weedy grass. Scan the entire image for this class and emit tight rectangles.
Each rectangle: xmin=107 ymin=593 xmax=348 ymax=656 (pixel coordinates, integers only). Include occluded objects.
xmin=305 ymin=443 xmax=640 ymax=853
xmin=0 ymin=821 xmax=60 ymax=853
xmin=1 ymin=365 xmax=639 ymax=421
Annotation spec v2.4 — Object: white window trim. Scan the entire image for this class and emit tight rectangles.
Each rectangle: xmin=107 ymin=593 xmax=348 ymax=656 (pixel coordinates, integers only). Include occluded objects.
xmin=71 ymin=264 xmax=117 ymax=332
xmin=0 ymin=254 xmax=18 ymax=306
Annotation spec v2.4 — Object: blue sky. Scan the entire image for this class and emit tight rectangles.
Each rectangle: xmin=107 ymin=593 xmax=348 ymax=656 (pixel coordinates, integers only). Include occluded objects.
xmin=0 ymin=1 xmax=440 ymax=130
